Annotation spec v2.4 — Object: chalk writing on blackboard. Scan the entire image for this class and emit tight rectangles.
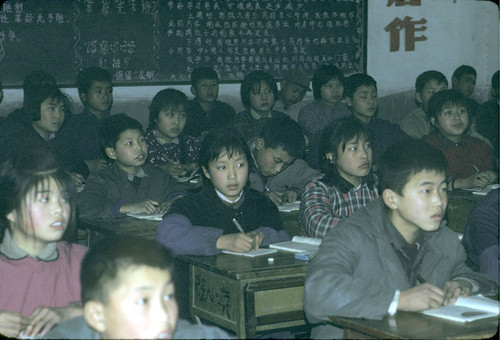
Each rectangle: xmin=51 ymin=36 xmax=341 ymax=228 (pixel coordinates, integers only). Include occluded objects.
xmin=0 ymin=0 xmax=366 ymax=86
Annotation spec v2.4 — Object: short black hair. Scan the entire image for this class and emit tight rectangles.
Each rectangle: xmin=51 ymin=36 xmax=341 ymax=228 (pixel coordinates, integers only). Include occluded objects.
xmin=240 ymin=70 xmax=278 ymax=109
xmin=378 ymin=139 xmax=447 ymax=195
xmin=23 ymin=86 xmax=71 ymax=125
xmin=22 ymin=70 xmax=57 ymax=97
xmin=415 ymin=70 xmax=448 ymax=93
xmin=100 ymin=113 xmax=143 ymax=149
xmin=344 ymin=73 xmax=377 ymax=99
xmin=319 ymin=116 xmax=371 ymax=174
xmin=199 ymin=128 xmax=251 ymax=172
xmin=190 ymin=67 xmax=219 ymax=87
xmin=426 ymin=89 xmax=471 ymax=123
xmin=259 ymin=116 xmax=305 ymax=159
xmin=452 ymin=65 xmax=477 ymax=81
xmin=148 ymin=89 xmax=188 ymax=131
xmin=76 ymin=67 xmax=112 ymax=95
xmin=312 ymin=64 xmax=345 ymax=101
xmin=80 ymin=236 xmax=174 ymax=304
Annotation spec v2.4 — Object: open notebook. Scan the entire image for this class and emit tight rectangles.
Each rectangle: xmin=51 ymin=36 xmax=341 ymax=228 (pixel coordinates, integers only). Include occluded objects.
xmin=421 ymin=294 xmax=499 ymax=323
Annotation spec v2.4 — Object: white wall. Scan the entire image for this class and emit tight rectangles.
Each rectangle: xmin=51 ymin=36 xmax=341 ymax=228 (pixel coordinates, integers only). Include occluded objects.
xmin=1 ymin=0 xmax=498 ymax=127
xmin=367 ymin=0 xmax=499 ymax=100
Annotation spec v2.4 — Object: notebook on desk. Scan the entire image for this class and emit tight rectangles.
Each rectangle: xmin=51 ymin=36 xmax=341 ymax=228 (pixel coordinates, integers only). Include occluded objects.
xmin=270 ymin=236 xmax=322 ymax=253
xmin=222 ymin=248 xmax=277 ymax=257
xmin=460 ymin=184 xmax=499 ymax=196
xmin=126 ymin=213 xmax=164 ymax=221
xmin=421 ymin=294 xmax=499 ymax=323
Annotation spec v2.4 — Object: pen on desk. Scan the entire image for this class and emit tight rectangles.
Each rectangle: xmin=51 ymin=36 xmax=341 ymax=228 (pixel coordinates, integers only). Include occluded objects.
xmin=417 ymin=274 xmax=426 ymax=284
xmin=472 ymin=165 xmax=480 ymax=173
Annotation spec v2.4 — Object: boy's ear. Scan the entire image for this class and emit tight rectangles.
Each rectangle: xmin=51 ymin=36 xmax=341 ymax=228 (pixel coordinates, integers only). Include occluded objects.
xmin=201 ymin=166 xmax=211 ymax=180
xmin=430 ymin=117 xmax=438 ymax=128
xmin=415 ymin=92 xmax=423 ymax=105
xmin=382 ymin=189 xmax=399 ymax=210
xmin=79 ymin=91 xmax=87 ymax=105
xmin=84 ymin=301 xmax=106 ymax=334
xmin=105 ymin=147 xmax=117 ymax=160
xmin=255 ymin=138 xmax=265 ymax=150
xmin=345 ymin=96 xmax=352 ymax=107
xmin=190 ymin=86 xmax=197 ymax=96
xmin=325 ymin=152 xmax=335 ymax=165
xmin=6 ymin=211 xmax=15 ymax=223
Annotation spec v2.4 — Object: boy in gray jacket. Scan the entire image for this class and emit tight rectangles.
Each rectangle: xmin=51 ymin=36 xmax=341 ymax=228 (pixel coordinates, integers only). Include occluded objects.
xmin=249 ymin=116 xmax=321 ymax=206
xmin=304 ymin=139 xmax=497 ymax=338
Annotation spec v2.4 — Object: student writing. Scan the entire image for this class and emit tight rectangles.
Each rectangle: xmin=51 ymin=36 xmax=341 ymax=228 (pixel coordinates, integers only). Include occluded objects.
xmin=304 ymin=139 xmax=497 ymax=339
xmin=422 ymin=89 xmax=497 ymax=190
xmin=248 ymin=116 xmax=321 ymax=206
xmin=156 ymin=128 xmax=290 ymax=256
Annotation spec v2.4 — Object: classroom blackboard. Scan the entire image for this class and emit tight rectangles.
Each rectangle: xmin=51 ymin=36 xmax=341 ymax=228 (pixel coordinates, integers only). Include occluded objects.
xmin=0 ymin=0 xmax=366 ymax=87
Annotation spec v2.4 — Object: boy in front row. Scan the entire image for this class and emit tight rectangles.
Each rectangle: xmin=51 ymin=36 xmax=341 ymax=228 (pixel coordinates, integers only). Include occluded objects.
xmin=43 ymin=236 xmax=232 ymax=339
xmin=77 ymin=114 xmax=182 ymax=218
xmin=304 ymin=139 xmax=497 ymax=339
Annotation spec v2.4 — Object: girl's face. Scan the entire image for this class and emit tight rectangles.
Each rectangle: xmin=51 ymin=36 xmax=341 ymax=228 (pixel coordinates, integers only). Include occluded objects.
xmin=431 ymin=104 xmax=469 ymax=143
xmin=202 ymin=151 xmax=248 ymax=202
xmin=8 ymin=177 xmax=70 ymax=255
xmin=328 ymin=135 xmax=372 ymax=187
xmin=249 ymin=81 xmax=275 ymax=115
xmin=346 ymin=85 xmax=378 ymax=123
xmin=155 ymin=105 xmax=187 ymax=143
xmin=33 ymin=97 xmax=66 ymax=139
xmin=320 ymin=78 xmax=344 ymax=106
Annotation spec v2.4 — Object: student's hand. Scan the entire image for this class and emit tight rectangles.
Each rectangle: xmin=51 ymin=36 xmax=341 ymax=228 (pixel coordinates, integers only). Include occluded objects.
xmin=483 ymin=170 xmax=498 ymax=184
xmin=120 ymin=200 xmax=160 ymax=215
xmin=68 ymin=172 xmax=84 ymax=187
xmin=246 ymin=231 xmax=264 ymax=250
xmin=157 ymin=196 xmax=182 ymax=215
xmin=265 ymin=190 xmax=285 ymax=206
xmin=21 ymin=304 xmax=82 ymax=338
xmin=398 ymin=283 xmax=444 ymax=311
xmin=161 ymin=162 xmax=188 ymax=178
xmin=0 ymin=310 xmax=29 ymax=338
xmin=85 ymin=159 xmax=109 ymax=174
xmin=283 ymin=189 xmax=299 ymax=203
xmin=441 ymin=279 xmax=472 ymax=306
xmin=455 ymin=173 xmax=490 ymax=189
xmin=216 ymin=233 xmax=255 ymax=252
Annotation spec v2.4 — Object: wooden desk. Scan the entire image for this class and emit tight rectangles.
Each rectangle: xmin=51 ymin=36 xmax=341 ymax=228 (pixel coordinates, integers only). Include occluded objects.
xmin=178 ymin=252 xmax=308 ymax=338
xmin=78 ymin=217 xmax=159 ymax=246
xmin=329 ymin=311 xmax=499 ymax=339
xmin=446 ymin=190 xmax=482 ymax=233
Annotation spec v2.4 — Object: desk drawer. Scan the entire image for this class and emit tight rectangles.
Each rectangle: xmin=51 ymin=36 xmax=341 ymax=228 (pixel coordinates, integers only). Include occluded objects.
xmin=245 ymin=277 xmax=306 ymax=337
